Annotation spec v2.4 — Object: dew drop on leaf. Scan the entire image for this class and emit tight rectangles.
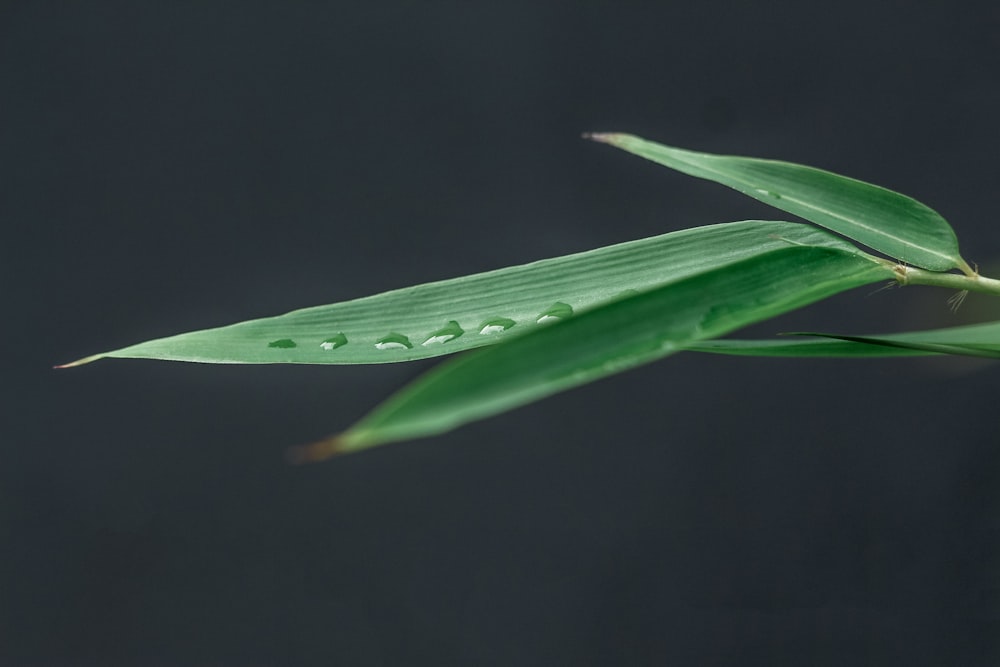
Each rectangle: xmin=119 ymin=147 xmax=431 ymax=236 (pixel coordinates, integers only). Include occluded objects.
xmin=536 ymin=301 xmax=574 ymax=324
xmin=319 ymin=333 xmax=348 ymax=350
xmin=422 ymin=320 xmax=465 ymax=346
xmin=478 ymin=317 xmax=516 ymax=335
xmin=267 ymin=338 xmax=297 ymax=349
xmin=375 ymin=332 xmax=413 ymax=350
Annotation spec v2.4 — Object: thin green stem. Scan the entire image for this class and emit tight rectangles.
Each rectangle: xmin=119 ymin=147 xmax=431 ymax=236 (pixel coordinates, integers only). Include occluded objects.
xmin=957 ymin=257 xmax=978 ymax=277
xmin=896 ymin=265 xmax=1000 ymax=296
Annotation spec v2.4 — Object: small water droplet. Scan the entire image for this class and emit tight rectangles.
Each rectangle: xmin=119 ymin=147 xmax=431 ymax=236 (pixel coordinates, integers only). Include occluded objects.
xmin=422 ymin=320 xmax=465 ymax=346
xmin=375 ymin=332 xmax=413 ymax=350
xmin=319 ymin=332 xmax=348 ymax=350
xmin=536 ymin=301 xmax=574 ymax=324
xmin=478 ymin=317 xmax=516 ymax=335
xmin=754 ymin=188 xmax=781 ymax=199
xmin=268 ymin=338 xmax=297 ymax=349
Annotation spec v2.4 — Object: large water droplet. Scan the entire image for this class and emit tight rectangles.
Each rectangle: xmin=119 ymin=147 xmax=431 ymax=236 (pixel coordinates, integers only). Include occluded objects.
xmin=319 ymin=333 xmax=348 ymax=350
xmin=268 ymin=338 xmax=297 ymax=348
xmin=422 ymin=320 xmax=464 ymax=346
xmin=536 ymin=301 xmax=573 ymax=324
xmin=478 ymin=317 xmax=516 ymax=335
xmin=375 ymin=332 xmax=413 ymax=350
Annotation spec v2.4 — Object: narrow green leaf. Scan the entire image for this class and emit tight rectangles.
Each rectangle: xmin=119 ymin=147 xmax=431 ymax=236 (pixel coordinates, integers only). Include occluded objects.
xmin=294 ymin=245 xmax=892 ymax=459
xmin=587 ymin=133 xmax=969 ymax=273
xmin=800 ymin=333 xmax=1000 ymax=359
xmin=60 ymin=221 xmax=866 ymax=367
xmin=686 ymin=338 xmax=931 ymax=357
xmin=687 ymin=319 xmax=1000 ymax=359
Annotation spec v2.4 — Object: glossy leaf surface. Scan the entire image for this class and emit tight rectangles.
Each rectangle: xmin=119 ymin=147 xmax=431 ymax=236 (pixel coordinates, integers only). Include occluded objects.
xmin=588 ymin=134 xmax=968 ymax=272
xmin=62 ymin=221 xmax=865 ymax=367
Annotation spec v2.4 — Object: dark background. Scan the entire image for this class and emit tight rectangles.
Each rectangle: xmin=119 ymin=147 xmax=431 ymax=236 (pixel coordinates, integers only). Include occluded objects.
xmin=3 ymin=2 xmax=999 ymax=665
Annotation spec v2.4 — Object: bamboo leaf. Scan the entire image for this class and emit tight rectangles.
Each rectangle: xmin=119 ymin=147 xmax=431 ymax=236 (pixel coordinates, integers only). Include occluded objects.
xmin=587 ymin=133 xmax=969 ymax=273
xmin=687 ymin=320 xmax=1000 ymax=359
xmin=59 ymin=221 xmax=866 ymax=367
xmin=294 ymin=244 xmax=892 ymax=459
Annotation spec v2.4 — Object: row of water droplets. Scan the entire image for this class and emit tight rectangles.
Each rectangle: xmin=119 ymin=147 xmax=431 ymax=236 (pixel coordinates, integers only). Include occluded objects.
xmin=266 ymin=302 xmax=574 ymax=352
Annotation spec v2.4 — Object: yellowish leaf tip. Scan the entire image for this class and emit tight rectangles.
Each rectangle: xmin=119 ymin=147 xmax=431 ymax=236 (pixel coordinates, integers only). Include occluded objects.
xmin=53 ymin=354 xmax=104 ymax=369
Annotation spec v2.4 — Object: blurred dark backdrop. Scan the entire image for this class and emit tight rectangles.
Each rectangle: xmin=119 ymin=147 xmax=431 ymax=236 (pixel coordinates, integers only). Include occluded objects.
xmin=3 ymin=2 xmax=998 ymax=665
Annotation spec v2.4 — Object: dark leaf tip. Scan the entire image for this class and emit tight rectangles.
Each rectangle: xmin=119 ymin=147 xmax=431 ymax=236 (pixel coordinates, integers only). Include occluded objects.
xmin=285 ymin=436 xmax=349 ymax=465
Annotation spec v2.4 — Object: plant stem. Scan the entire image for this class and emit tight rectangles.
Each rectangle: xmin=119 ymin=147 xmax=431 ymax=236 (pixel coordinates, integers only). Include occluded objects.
xmin=897 ymin=266 xmax=1000 ymax=297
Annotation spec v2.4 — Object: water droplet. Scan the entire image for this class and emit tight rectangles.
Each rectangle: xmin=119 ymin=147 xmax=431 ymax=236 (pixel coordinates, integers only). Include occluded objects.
xmin=422 ymin=320 xmax=465 ymax=346
xmin=536 ymin=301 xmax=574 ymax=324
xmin=754 ymin=188 xmax=781 ymax=199
xmin=268 ymin=338 xmax=297 ymax=349
xmin=375 ymin=332 xmax=413 ymax=350
xmin=319 ymin=333 xmax=348 ymax=350
xmin=478 ymin=317 xmax=516 ymax=335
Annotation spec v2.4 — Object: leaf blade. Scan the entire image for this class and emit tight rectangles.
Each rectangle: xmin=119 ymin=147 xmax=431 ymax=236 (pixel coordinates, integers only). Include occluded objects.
xmin=311 ymin=244 xmax=892 ymax=456
xmin=64 ymin=221 xmax=866 ymax=367
xmin=588 ymin=133 xmax=968 ymax=273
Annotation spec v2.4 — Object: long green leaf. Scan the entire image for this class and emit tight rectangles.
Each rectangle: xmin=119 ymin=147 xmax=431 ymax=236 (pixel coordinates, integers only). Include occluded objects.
xmin=587 ymin=133 xmax=969 ymax=273
xmin=292 ymin=244 xmax=893 ymax=459
xmin=688 ymin=320 xmax=1000 ymax=359
xmin=60 ymin=221 xmax=866 ymax=367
